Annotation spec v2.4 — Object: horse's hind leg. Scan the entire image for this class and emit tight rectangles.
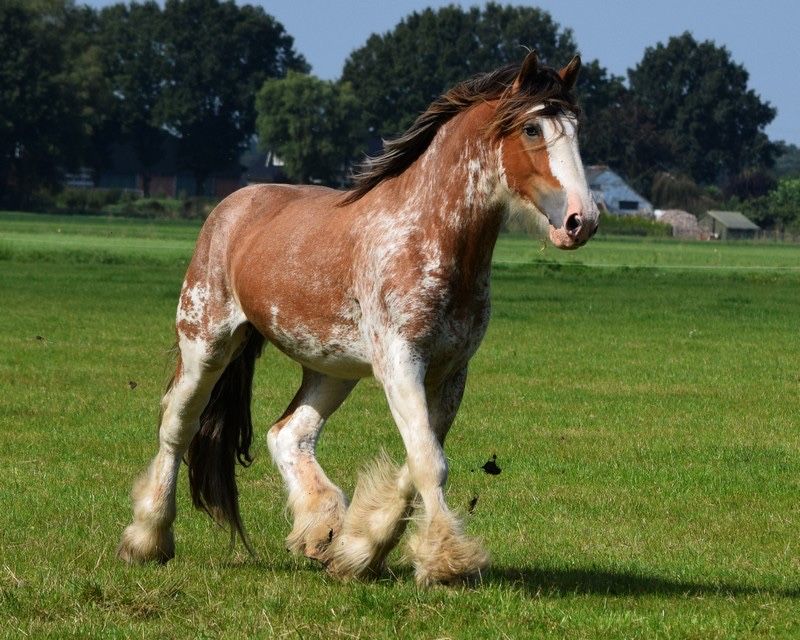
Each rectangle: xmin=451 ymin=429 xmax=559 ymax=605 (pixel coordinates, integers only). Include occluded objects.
xmin=268 ymin=368 xmax=356 ymax=563
xmin=118 ymin=291 xmax=249 ymax=564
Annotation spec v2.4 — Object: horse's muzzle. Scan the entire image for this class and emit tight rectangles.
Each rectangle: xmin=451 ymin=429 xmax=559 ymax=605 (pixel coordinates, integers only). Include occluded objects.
xmin=549 ymin=212 xmax=598 ymax=249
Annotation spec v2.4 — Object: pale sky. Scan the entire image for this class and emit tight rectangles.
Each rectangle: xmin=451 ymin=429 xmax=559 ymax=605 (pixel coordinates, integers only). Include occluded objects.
xmin=84 ymin=0 xmax=800 ymax=145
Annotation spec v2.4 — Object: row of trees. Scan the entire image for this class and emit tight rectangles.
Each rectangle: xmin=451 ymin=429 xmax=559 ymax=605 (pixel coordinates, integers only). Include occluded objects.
xmin=1 ymin=0 xmax=307 ymax=205
xmin=2 ymin=1 xmax=791 ymax=221
xmin=259 ymin=5 xmax=778 ymax=194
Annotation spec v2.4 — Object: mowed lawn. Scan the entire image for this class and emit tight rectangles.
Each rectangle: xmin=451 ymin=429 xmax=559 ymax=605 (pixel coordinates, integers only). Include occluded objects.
xmin=0 ymin=211 xmax=798 ymax=638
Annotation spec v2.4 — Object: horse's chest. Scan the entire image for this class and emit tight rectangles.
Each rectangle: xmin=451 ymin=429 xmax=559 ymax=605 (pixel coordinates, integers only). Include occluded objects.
xmin=367 ymin=276 xmax=491 ymax=367
xmin=428 ymin=299 xmax=491 ymax=367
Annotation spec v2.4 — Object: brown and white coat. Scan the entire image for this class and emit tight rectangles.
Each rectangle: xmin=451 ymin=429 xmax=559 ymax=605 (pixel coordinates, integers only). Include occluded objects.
xmin=118 ymin=52 xmax=598 ymax=585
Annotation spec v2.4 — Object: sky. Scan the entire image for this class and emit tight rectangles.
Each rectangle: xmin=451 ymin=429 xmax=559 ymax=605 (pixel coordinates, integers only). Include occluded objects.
xmin=85 ymin=0 xmax=800 ymax=145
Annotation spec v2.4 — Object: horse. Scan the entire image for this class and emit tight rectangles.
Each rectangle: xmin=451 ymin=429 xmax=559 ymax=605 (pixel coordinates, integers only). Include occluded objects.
xmin=117 ymin=51 xmax=599 ymax=586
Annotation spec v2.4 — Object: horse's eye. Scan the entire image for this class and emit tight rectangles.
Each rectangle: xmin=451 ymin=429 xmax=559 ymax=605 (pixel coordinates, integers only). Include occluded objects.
xmin=523 ymin=123 xmax=542 ymax=138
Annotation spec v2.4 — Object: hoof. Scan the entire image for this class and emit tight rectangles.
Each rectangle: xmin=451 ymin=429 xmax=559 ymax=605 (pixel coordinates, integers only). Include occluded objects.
xmin=325 ymin=533 xmax=386 ymax=580
xmin=408 ymin=513 xmax=489 ymax=586
xmin=285 ymin=495 xmax=347 ymax=565
xmin=117 ymin=522 xmax=175 ymax=565
xmin=286 ymin=520 xmax=339 ymax=565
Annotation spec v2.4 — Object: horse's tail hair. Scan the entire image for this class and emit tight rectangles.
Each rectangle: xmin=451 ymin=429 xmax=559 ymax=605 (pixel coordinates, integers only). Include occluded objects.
xmin=185 ymin=328 xmax=265 ymax=555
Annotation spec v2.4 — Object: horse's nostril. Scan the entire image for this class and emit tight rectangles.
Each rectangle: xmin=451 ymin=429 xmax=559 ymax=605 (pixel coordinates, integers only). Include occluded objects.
xmin=565 ymin=213 xmax=583 ymax=238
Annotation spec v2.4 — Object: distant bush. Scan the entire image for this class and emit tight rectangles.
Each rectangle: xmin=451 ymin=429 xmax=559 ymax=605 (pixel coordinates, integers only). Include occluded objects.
xmin=56 ymin=187 xmax=130 ymax=213
xmin=597 ymin=213 xmax=671 ymax=237
xmin=50 ymin=188 xmax=219 ymax=219
xmin=737 ymin=178 xmax=800 ymax=232
xmin=181 ymin=197 xmax=218 ymax=219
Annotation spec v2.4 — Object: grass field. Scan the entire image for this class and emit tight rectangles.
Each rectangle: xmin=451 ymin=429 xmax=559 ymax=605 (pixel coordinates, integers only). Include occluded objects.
xmin=1 ymin=211 xmax=798 ymax=638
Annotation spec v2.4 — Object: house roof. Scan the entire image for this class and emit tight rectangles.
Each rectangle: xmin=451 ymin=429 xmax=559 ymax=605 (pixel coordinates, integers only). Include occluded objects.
xmin=704 ymin=210 xmax=761 ymax=230
xmin=583 ymin=164 xmax=653 ymax=213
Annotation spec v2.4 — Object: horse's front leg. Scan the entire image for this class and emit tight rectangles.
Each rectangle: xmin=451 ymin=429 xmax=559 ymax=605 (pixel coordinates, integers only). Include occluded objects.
xmin=391 ymin=361 xmax=488 ymax=586
xmin=328 ymin=340 xmax=487 ymax=584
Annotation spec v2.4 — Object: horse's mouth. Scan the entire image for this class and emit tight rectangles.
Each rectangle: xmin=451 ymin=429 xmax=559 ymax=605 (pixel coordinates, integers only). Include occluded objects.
xmin=548 ymin=218 xmax=597 ymax=250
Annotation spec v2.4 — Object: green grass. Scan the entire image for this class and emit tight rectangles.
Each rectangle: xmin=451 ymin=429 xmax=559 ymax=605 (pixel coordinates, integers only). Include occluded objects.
xmin=1 ymin=211 xmax=798 ymax=638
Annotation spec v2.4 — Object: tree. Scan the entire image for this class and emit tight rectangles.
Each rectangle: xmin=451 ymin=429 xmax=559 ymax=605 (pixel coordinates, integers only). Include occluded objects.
xmin=774 ymin=142 xmax=800 ymax=179
xmin=723 ymin=169 xmax=776 ymax=201
xmin=742 ymin=178 xmax=800 ymax=231
xmin=650 ymin=171 xmax=717 ymax=214
xmin=256 ymin=73 xmax=366 ymax=185
xmin=61 ymin=3 xmax=117 ymax=178
xmin=95 ymin=1 xmax=166 ymax=196
xmin=0 ymin=1 xmax=86 ymax=206
xmin=629 ymin=32 xmax=777 ymax=185
xmin=341 ymin=3 xmax=614 ymax=139
xmin=157 ymin=0 xmax=308 ymax=193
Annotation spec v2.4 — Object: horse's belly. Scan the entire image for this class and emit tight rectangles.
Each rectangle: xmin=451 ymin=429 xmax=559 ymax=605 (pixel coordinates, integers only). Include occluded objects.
xmin=264 ymin=318 xmax=372 ymax=379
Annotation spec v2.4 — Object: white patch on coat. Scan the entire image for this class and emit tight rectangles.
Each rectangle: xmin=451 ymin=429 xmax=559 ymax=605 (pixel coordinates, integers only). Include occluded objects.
xmin=177 ymin=284 xmax=208 ymax=326
xmin=539 ymin=115 xmax=597 ymax=228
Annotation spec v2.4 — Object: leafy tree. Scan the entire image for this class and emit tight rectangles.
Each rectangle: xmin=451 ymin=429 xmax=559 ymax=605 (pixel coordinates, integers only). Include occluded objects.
xmin=580 ymin=90 xmax=675 ymax=195
xmin=0 ymin=1 xmax=86 ymax=206
xmin=742 ymin=178 xmax=800 ymax=231
xmin=766 ymin=179 xmax=800 ymax=230
xmin=629 ymin=32 xmax=776 ymax=185
xmin=723 ymin=169 xmax=777 ymax=201
xmin=256 ymin=73 xmax=366 ymax=184
xmin=60 ymin=4 xmax=117 ymax=177
xmin=157 ymin=0 xmax=308 ymax=193
xmin=773 ymin=142 xmax=800 ymax=178
xmin=341 ymin=3 xmax=614 ymax=138
xmin=650 ymin=171 xmax=717 ymax=214
xmin=95 ymin=1 xmax=166 ymax=196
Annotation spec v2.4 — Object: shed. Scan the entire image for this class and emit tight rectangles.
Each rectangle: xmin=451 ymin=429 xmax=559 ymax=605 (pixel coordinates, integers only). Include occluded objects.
xmin=700 ymin=210 xmax=761 ymax=239
xmin=655 ymin=209 xmax=702 ymax=239
xmin=585 ymin=165 xmax=653 ymax=216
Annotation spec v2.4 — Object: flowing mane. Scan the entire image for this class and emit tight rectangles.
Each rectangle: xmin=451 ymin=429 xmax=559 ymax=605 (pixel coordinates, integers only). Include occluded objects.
xmin=341 ymin=59 xmax=580 ymax=205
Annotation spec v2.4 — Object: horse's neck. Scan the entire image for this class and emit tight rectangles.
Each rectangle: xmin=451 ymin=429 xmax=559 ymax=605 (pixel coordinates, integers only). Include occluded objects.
xmin=393 ymin=117 xmax=504 ymax=283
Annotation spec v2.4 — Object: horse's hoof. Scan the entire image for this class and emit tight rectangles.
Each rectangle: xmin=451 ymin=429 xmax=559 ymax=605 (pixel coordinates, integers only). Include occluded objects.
xmin=408 ymin=514 xmax=489 ymax=587
xmin=117 ymin=523 xmax=175 ymax=564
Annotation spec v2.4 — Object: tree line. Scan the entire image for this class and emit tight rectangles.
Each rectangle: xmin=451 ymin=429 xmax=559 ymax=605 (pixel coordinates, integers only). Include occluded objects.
xmin=2 ymin=1 xmax=797 ymax=228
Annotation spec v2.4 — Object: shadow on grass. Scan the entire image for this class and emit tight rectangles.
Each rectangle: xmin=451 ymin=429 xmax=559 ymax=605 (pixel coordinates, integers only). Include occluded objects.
xmin=485 ymin=565 xmax=800 ymax=599
xmin=208 ymin=554 xmax=799 ymax=599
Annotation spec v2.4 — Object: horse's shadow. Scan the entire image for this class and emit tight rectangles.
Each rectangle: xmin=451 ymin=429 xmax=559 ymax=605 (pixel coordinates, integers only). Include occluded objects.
xmin=481 ymin=565 xmax=800 ymax=599
xmin=222 ymin=556 xmax=799 ymax=598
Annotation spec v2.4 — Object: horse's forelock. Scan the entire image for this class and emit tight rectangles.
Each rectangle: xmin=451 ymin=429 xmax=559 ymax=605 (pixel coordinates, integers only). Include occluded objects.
xmin=488 ymin=67 xmax=580 ymax=138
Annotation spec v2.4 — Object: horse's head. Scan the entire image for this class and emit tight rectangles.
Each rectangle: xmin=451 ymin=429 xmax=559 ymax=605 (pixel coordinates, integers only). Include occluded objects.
xmin=496 ymin=52 xmax=598 ymax=249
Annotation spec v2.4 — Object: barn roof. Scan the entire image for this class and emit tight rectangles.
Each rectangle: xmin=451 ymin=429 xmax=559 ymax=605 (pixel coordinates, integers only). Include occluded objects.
xmin=704 ymin=210 xmax=761 ymax=230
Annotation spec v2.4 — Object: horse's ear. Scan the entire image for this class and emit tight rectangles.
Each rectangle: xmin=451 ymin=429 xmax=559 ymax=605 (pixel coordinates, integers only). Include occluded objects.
xmin=512 ymin=50 xmax=538 ymax=92
xmin=559 ymin=55 xmax=581 ymax=89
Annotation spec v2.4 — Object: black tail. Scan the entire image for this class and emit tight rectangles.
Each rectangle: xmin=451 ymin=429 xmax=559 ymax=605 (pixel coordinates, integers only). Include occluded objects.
xmin=186 ymin=328 xmax=265 ymax=555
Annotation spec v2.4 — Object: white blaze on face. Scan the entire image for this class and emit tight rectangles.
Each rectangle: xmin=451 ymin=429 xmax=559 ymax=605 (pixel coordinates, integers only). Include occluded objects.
xmin=538 ymin=113 xmax=597 ymax=230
